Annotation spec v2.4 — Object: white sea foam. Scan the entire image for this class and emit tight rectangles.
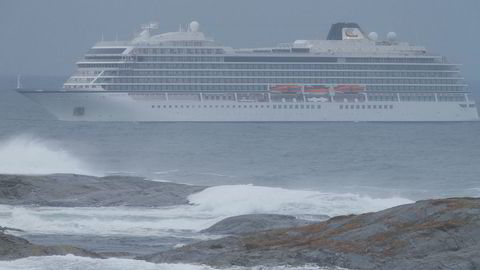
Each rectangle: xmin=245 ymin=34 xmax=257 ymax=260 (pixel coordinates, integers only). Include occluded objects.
xmin=195 ymin=172 xmax=235 ymax=178
xmin=0 ymin=255 xmax=346 ymax=270
xmin=0 ymin=185 xmax=412 ymax=236
xmin=154 ymin=169 xmax=180 ymax=175
xmin=0 ymin=255 xmax=215 ymax=270
xmin=188 ymin=184 xmax=413 ymax=218
xmin=0 ymin=135 xmax=98 ymax=176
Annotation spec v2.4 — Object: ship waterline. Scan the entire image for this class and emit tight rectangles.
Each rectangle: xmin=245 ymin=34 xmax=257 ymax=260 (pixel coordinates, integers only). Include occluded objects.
xmin=17 ymin=21 xmax=479 ymax=121
xmin=20 ymin=90 xmax=478 ymax=121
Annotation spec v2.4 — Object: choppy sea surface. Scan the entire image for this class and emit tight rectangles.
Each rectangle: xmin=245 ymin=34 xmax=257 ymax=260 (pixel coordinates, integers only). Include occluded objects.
xmin=0 ymin=75 xmax=479 ymax=269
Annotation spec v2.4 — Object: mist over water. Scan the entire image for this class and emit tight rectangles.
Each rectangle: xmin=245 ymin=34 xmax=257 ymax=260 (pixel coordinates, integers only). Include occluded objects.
xmin=0 ymin=135 xmax=98 ymax=176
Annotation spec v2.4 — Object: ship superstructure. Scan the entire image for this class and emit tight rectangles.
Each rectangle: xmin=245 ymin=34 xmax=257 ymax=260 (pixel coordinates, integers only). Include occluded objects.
xmin=18 ymin=21 xmax=478 ymax=121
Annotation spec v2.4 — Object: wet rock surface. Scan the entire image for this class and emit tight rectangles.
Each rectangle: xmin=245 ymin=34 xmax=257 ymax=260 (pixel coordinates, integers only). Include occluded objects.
xmin=141 ymin=198 xmax=480 ymax=270
xmin=0 ymin=232 xmax=101 ymax=260
xmin=0 ymin=174 xmax=205 ymax=207
xmin=201 ymin=214 xmax=320 ymax=235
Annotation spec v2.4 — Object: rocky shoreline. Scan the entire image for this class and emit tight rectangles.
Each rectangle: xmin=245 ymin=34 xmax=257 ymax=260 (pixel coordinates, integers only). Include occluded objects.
xmin=0 ymin=231 xmax=100 ymax=260
xmin=0 ymin=174 xmax=205 ymax=207
xmin=142 ymin=197 xmax=480 ymax=270
xmin=1 ymin=174 xmax=479 ymax=269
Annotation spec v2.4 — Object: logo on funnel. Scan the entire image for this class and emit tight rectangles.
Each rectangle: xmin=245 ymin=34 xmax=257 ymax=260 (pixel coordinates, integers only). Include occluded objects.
xmin=345 ymin=28 xmax=359 ymax=38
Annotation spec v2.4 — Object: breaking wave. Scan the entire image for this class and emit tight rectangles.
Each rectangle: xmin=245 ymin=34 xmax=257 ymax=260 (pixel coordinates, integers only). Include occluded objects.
xmin=0 ymin=135 xmax=98 ymax=176
xmin=0 ymin=255 xmax=348 ymax=270
xmin=0 ymin=185 xmax=412 ymax=236
xmin=188 ymin=184 xmax=412 ymax=218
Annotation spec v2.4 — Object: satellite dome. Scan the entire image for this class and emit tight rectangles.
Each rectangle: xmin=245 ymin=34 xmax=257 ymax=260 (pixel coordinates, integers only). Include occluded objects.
xmin=368 ymin=32 xmax=378 ymax=41
xmin=387 ymin=32 xmax=397 ymax=42
xmin=190 ymin=21 xmax=200 ymax=32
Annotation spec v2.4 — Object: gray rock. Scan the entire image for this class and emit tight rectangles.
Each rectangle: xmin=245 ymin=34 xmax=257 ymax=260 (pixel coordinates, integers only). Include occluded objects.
xmin=201 ymin=214 xmax=320 ymax=235
xmin=0 ymin=226 xmax=24 ymax=233
xmin=140 ymin=197 xmax=480 ymax=269
xmin=0 ymin=232 xmax=100 ymax=260
xmin=0 ymin=174 xmax=205 ymax=207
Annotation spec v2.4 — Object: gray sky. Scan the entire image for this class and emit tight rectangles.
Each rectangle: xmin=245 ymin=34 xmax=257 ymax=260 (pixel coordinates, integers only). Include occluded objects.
xmin=1 ymin=0 xmax=479 ymax=80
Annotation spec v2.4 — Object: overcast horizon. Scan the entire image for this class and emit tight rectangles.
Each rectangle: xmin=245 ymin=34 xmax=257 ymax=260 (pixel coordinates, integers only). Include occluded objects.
xmin=1 ymin=0 xmax=479 ymax=80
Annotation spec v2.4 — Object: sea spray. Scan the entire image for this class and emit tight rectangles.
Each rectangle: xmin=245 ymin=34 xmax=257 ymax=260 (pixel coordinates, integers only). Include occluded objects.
xmin=0 ymin=135 xmax=99 ymax=175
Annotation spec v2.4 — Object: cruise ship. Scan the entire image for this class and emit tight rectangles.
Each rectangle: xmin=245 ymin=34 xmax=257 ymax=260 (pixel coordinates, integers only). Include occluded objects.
xmin=18 ymin=21 xmax=478 ymax=121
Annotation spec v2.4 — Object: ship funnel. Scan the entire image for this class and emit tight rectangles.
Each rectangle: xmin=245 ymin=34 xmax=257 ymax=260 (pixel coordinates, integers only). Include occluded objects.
xmin=327 ymin=23 xmax=366 ymax=41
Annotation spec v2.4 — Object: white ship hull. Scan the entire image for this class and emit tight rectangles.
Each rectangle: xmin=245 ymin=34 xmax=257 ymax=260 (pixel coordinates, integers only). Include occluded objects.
xmin=19 ymin=91 xmax=479 ymax=122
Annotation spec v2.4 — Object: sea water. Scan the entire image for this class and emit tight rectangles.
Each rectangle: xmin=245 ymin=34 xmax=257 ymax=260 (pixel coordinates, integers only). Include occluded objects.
xmin=0 ymin=75 xmax=479 ymax=269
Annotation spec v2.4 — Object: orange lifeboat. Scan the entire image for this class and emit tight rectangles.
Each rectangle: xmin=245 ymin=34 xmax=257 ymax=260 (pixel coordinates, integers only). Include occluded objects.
xmin=269 ymin=85 xmax=302 ymax=93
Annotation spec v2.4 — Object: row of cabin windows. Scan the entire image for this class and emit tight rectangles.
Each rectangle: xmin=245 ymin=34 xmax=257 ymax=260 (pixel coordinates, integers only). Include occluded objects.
xmin=137 ymin=56 xmax=223 ymax=62
xmin=150 ymin=104 xmax=322 ymax=109
xmin=134 ymin=56 xmax=437 ymax=64
xmin=64 ymin=84 xmax=101 ymax=89
xmin=104 ymin=85 xmax=266 ymax=91
xmin=132 ymin=92 xmax=467 ymax=102
xmin=102 ymin=84 xmax=464 ymax=92
xmin=340 ymin=104 xmax=394 ymax=109
xmin=367 ymin=93 xmax=466 ymax=102
xmin=346 ymin=57 xmax=437 ymax=63
xmin=132 ymin=63 xmax=456 ymax=71
xmin=102 ymin=77 xmax=461 ymax=85
xmin=106 ymin=70 xmax=458 ymax=78
xmin=78 ymin=63 xmax=457 ymax=71
xmin=368 ymin=85 xmax=464 ymax=92
xmin=133 ymin=48 xmax=223 ymax=55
